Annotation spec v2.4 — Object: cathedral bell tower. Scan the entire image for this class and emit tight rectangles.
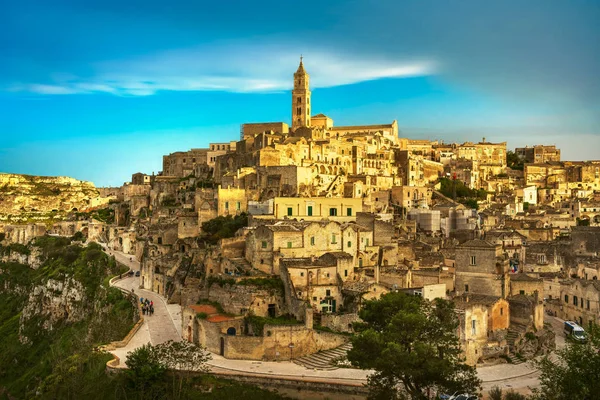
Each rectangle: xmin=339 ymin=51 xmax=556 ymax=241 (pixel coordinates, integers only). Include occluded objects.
xmin=292 ymin=56 xmax=311 ymax=130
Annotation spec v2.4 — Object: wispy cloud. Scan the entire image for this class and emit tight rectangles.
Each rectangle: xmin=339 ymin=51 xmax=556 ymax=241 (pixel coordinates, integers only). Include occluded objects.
xmin=9 ymin=42 xmax=436 ymax=96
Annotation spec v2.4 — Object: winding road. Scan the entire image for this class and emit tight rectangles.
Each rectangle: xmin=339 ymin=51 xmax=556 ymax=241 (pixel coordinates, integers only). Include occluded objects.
xmin=103 ymin=246 xmax=561 ymax=397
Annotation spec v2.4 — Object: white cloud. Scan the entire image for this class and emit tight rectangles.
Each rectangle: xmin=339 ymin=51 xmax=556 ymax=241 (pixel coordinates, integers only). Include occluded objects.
xmin=11 ymin=42 xmax=436 ymax=96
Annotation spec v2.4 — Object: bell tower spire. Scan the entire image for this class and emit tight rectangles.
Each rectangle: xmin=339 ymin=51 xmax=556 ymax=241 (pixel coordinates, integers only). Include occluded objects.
xmin=292 ymin=56 xmax=311 ymax=130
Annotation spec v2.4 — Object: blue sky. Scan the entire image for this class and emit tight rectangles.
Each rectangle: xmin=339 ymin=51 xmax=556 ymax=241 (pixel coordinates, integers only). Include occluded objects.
xmin=1 ymin=0 xmax=599 ymax=186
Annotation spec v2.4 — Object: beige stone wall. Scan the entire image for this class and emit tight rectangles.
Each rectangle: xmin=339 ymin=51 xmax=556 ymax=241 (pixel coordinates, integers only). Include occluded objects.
xmin=224 ymin=325 xmax=347 ymax=361
xmin=510 ymin=278 xmax=544 ymax=297
xmin=178 ymin=213 xmax=199 ymax=238
xmin=202 ymin=284 xmax=286 ymax=317
xmin=272 ymin=197 xmax=362 ymax=220
xmin=217 ymin=187 xmax=247 ymax=216
xmin=320 ymin=313 xmax=360 ymax=333
xmin=242 ymin=122 xmax=289 ymax=140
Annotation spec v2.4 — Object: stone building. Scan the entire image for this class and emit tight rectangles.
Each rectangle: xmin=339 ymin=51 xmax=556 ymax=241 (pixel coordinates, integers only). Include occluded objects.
xmin=455 ymin=294 xmax=510 ymax=365
xmin=516 ymin=145 xmax=561 ymax=164
xmin=455 ymin=239 xmax=510 ymax=298
xmin=559 ymin=279 xmax=600 ymax=326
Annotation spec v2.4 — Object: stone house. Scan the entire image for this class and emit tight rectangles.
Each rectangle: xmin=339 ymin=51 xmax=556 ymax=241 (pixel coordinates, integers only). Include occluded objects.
xmin=455 ymin=239 xmax=510 ymax=298
xmin=266 ymin=197 xmax=362 ymax=222
xmin=455 ymin=294 xmax=510 ymax=365
xmin=559 ymin=279 xmax=600 ymax=327
xmin=509 ymin=273 xmax=544 ymax=297
xmin=280 ymin=253 xmax=352 ymax=313
xmin=484 ymin=230 xmax=527 ymax=272
xmin=245 ymin=220 xmax=375 ymax=275
xmin=523 ymin=242 xmax=567 ymax=273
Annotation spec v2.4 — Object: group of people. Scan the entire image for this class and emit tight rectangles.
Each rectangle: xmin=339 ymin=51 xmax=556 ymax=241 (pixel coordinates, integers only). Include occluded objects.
xmin=140 ymin=297 xmax=154 ymax=316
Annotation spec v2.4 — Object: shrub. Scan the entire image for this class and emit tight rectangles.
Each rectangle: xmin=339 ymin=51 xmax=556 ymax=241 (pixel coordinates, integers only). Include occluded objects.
xmin=201 ymin=213 xmax=248 ymax=243
xmin=488 ymin=386 xmax=503 ymax=400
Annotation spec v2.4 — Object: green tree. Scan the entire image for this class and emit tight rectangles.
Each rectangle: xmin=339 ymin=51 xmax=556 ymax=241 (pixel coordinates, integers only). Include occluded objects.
xmin=125 ymin=344 xmax=167 ymax=399
xmin=201 ymin=213 xmax=248 ymax=243
xmin=532 ymin=325 xmax=600 ymax=400
xmin=507 ymin=151 xmax=524 ymax=171
xmin=125 ymin=340 xmax=211 ymax=400
xmin=347 ymin=292 xmax=481 ymax=400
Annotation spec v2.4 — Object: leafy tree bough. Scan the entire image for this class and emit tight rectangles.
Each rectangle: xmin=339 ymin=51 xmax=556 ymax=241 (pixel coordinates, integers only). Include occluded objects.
xmin=347 ymin=292 xmax=481 ymax=399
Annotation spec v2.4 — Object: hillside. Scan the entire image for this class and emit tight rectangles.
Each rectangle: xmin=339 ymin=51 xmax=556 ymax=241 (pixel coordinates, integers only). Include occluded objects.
xmin=0 ymin=173 xmax=103 ymax=223
xmin=0 ymin=236 xmax=291 ymax=400
xmin=0 ymin=235 xmax=136 ymax=398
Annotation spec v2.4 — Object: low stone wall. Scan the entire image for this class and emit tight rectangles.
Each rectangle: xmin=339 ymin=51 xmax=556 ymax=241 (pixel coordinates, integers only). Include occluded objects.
xmin=224 ymin=325 xmax=348 ymax=361
xmin=104 ymin=273 xmax=144 ymax=370
xmin=320 ymin=313 xmax=360 ymax=333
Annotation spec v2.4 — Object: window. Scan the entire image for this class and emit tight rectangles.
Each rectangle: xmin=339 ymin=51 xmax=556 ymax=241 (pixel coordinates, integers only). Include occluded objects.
xmin=346 ymin=207 xmax=352 ymax=216
xmin=297 ymin=97 xmax=301 ymax=104
xmin=236 ymin=201 xmax=241 ymax=210
xmin=500 ymin=307 xmax=503 ymax=316
xmin=331 ymin=234 xmax=337 ymax=244
xmin=261 ymin=241 xmax=267 ymax=249
xmin=537 ymin=254 xmax=546 ymax=264
xmin=310 ymin=236 xmax=315 ymax=246
xmin=344 ymin=270 xmax=348 ymax=277
xmin=326 ymin=289 xmax=331 ymax=296
xmin=329 ymin=208 xmax=338 ymax=216
xmin=465 ymin=284 xmax=469 ymax=292
xmin=359 ymin=259 xmax=363 ymax=267
xmin=471 ymin=319 xmax=476 ymax=336
xmin=307 ymin=205 xmax=313 ymax=216
xmin=520 ymin=290 xmax=525 ymax=295
xmin=300 ymin=272 xmax=304 ymax=277
xmin=347 ymin=241 xmax=352 ymax=248
xmin=287 ymin=242 xmax=292 ymax=248
xmin=587 ymin=300 xmax=590 ymax=310
xmin=225 ymin=201 xmax=229 ymax=210
xmin=287 ymin=207 xmax=293 ymax=216
xmin=573 ymin=296 xmax=578 ymax=306
xmin=581 ymin=298 xmax=584 ymax=308
xmin=565 ymin=295 xmax=569 ymax=303
xmin=470 ymin=256 xmax=476 ymax=266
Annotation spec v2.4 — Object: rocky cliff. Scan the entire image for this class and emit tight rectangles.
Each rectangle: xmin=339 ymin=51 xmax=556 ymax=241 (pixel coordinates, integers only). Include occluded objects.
xmin=0 ymin=173 xmax=103 ymax=223
xmin=0 ymin=236 xmax=137 ymax=396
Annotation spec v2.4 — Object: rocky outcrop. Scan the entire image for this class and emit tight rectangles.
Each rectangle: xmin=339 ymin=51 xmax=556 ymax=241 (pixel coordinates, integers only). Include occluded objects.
xmin=19 ymin=278 xmax=87 ymax=343
xmin=0 ymin=245 xmax=43 ymax=269
xmin=0 ymin=173 xmax=103 ymax=222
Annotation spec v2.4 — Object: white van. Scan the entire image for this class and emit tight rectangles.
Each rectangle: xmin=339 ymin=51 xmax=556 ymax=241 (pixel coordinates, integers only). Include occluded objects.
xmin=564 ymin=321 xmax=587 ymax=343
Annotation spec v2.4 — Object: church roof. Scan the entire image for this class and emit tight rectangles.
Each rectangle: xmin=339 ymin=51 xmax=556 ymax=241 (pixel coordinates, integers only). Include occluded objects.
xmin=313 ymin=113 xmax=328 ymax=118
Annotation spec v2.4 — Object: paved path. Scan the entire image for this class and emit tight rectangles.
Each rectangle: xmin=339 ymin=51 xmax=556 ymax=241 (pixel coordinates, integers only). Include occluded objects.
xmin=101 ymin=246 xmax=182 ymax=365
xmin=101 ymin=246 xmax=548 ymax=393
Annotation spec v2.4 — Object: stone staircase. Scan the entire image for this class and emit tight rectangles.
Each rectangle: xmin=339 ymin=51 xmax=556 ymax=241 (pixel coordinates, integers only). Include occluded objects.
xmin=506 ymin=323 xmax=527 ymax=365
xmin=293 ymin=342 xmax=352 ymax=370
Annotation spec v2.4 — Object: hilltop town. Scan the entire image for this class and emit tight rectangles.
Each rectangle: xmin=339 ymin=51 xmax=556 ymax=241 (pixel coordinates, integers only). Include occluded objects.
xmin=2 ymin=59 xmax=600 ymax=370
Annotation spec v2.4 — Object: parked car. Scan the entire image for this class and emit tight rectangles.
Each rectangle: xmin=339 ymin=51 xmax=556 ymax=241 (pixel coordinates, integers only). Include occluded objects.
xmin=135 ymin=271 xmax=140 ymax=277
xmin=127 ymin=270 xmax=134 ymax=276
